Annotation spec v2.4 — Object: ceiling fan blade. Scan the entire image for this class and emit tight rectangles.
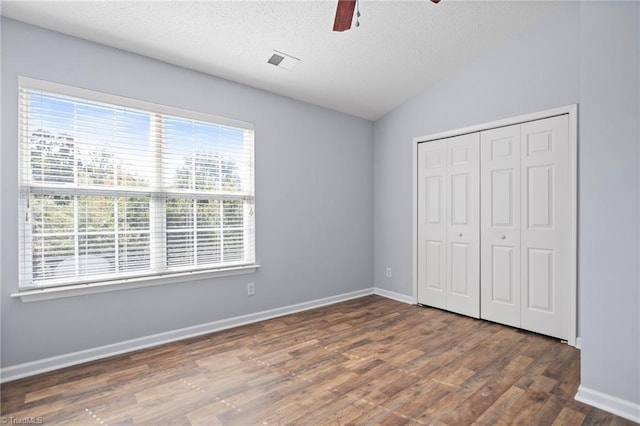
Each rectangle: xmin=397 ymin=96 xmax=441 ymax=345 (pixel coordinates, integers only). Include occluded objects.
xmin=333 ymin=0 xmax=356 ymax=32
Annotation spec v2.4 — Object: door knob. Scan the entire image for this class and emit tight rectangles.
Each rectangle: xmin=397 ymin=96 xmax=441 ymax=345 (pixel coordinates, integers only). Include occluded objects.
xmin=500 ymin=235 xmax=506 ymax=240
xmin=458 ymin=233 xmax=463 ymax=237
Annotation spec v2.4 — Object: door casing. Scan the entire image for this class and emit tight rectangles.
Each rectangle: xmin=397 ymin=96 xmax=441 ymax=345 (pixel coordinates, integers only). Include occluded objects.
xmin=411 ymin=104 xmax=578 ymax=347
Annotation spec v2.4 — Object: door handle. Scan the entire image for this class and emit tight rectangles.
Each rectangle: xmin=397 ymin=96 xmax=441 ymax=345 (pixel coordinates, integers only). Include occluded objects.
xmin=500 ymin=235 xmax=506 ymax=240
xmin=458 ymin=233 xmax=463 ymax=237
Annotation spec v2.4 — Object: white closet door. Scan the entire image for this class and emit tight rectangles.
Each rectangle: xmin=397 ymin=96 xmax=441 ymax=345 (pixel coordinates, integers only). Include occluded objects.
xmin=417 ymin=140 xmax=447 ymax=308
xmin=445 ymin=133 xmax=480 ymax=318
xmin=480 ymin=125 xmax=521 ymax=327
xmin=520 ymin=115 xmax=571 ymax=340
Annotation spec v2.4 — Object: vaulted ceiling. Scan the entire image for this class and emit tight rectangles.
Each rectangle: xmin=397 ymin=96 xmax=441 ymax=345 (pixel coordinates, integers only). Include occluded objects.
xmin=1 ymin=1 xmax=561 ymax=120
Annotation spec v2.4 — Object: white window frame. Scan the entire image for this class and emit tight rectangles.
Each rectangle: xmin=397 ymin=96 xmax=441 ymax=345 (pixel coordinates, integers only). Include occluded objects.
xmin=13 ymin=77 xmax=259 ymax=302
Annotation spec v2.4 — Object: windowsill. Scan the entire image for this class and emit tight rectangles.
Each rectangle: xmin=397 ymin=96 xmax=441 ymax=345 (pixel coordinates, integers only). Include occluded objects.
xmin=11 ymin=264 xmax=260 ymax=303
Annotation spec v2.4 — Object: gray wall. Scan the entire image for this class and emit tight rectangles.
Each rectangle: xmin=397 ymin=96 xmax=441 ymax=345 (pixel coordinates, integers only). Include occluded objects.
xmin=0 ymin=19 xmax=374 ymax=367
xmin=374 ymin=1 xmax=639 ymax=406
xmin=374 ymin=2 xmax=581 ymax=296
xmin=579 ymin=1 xmax=639 ymax=406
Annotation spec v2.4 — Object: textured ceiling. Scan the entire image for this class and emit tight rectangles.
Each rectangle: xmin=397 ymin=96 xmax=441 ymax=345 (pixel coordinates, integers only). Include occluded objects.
xmin=1 ymin=1 xmax=561 ymax=120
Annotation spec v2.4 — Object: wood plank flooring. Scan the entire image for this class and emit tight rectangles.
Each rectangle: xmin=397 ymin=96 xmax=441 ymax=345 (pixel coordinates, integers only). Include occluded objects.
xmin=1 ymin=295 xmax=635 ymax=425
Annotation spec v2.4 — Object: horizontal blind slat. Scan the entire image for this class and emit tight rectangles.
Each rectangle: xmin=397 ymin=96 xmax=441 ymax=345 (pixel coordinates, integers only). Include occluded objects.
xmin=19 ymin=81 xmax=255 ymax=290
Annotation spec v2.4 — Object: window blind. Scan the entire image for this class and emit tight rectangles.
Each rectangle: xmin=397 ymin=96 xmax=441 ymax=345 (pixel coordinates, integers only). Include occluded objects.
xmin=19 ymin=79 xmax=255 ymax=290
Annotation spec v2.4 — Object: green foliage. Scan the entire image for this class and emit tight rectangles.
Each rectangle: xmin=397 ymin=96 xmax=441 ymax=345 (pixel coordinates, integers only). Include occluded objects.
xmin=29 ymin=132 xmax=245 ymax=281
xmin=30 ymin=130 xmax=75 ymax=184
xmin=172 ymin=152 xmax=241 ymax=192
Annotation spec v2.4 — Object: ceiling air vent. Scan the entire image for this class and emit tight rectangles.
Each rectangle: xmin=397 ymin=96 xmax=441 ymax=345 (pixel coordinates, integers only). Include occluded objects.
xmin=267 ymin=50 xmax=300 ymax=71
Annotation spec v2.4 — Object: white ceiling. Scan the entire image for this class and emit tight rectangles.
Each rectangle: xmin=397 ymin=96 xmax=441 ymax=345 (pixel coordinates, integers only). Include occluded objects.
xmin=1 ymin=1 xmax=561 ymax=121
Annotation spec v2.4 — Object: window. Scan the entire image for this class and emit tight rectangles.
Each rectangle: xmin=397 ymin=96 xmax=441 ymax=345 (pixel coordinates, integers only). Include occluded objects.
xmin=18 ymin=78 xmax=255 ymax=291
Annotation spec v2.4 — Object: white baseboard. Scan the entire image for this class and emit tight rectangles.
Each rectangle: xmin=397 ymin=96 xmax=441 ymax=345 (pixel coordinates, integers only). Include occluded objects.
xmin=373 ymin=287 xmax=414 ymax=304
xmin=575 ymin=336 xmax=582 ymax=349
xmin=575 ymin=385 xmax=640 ymax=423
xmin=1 ymin=287 xmax=375 ymax=383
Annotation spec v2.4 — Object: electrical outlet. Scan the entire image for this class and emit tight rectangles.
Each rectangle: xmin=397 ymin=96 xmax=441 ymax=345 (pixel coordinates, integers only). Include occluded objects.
xmin=386 ymin=267 xmax=392 ymax=278
xmin=247 ymin=282 xmax=255 ymax=296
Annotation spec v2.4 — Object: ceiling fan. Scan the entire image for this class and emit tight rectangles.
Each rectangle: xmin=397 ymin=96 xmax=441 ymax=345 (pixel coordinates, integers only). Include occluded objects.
xmin=333 ymin=0 xmax=441 ymax=32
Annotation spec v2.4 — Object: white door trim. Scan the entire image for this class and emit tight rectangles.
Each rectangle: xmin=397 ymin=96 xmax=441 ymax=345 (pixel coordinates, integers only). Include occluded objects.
xmin=412 ymin=104 xmax=578 ymax=347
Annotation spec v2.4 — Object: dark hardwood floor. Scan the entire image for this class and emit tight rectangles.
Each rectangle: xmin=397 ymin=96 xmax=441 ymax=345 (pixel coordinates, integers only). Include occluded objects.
xmin=1 ymin=295 xmax=635 ymax=425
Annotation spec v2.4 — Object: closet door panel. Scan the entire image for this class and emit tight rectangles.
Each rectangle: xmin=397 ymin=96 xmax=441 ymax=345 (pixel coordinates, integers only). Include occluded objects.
xmin=446 ymin=133 xmax=480 ymax=318
xmin=480 ymin=125 xmax=521 ymax=327
xmin=417 ymin=140 xmax=447 ymax=308
xmin=520 ymin=115 xmax=571 ymax=340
